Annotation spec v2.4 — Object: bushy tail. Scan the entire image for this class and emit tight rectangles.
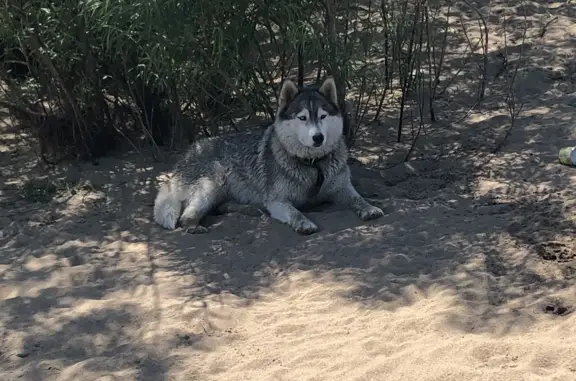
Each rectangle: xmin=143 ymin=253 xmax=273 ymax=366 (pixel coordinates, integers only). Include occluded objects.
xmin=153 ymin=182 xmax=182 ymax=230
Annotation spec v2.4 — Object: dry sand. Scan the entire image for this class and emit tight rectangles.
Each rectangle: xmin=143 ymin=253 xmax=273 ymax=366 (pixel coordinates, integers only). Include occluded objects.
xmin=1 ymin=2 xmax=576 ymax=380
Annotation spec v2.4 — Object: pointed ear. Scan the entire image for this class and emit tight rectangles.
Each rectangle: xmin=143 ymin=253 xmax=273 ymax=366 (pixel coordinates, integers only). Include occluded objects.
xmin=278 ymin=79 xmax=299 ymax=109
xmin=319 ymin=77 xmax=338 ymax=105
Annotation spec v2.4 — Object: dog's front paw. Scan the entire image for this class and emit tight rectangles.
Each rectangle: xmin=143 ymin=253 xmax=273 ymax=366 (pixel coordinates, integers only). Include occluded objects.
xmin=357 ymin=205 xmax=384 ymax=221
xmin=293 ymin=218 xmax=319 ymax=235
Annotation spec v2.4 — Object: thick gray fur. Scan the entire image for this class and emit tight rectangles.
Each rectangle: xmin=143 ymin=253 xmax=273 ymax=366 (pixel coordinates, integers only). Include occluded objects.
xmin=153 ymin=77 xmax=384 ymax=234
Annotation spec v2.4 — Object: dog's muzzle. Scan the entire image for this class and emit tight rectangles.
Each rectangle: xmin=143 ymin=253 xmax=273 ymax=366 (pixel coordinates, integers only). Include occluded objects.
xmin=312 ymin=133 xmax=324 ymax=147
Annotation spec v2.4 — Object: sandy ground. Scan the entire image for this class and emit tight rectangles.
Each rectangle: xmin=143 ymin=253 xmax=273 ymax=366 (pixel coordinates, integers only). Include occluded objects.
xmin=1 ymin=3 xmax=576 ymax=381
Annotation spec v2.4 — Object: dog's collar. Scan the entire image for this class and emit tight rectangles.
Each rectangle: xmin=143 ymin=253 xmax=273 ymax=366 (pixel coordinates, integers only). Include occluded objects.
xmin=295 ymin=154 xmax=329 ymax=168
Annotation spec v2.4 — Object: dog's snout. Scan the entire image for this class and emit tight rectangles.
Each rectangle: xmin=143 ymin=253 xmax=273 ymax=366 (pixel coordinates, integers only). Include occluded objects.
xmin=312 ymin=133 xmax=324 ymax=146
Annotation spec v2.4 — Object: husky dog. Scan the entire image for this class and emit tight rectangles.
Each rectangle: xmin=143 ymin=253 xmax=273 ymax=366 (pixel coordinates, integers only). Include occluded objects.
xmin=153 ymin=77 xmax=384 ymax=234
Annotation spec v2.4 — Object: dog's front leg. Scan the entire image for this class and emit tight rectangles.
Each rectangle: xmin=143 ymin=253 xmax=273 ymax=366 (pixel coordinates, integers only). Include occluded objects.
xmin=329 ymin=173 xmax=384 ymax=221
xmin=266 ymin=200 xmax=319 ymax=235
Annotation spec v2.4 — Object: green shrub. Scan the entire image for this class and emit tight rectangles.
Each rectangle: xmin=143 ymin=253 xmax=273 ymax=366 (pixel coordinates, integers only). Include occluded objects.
xmin=0 ymin=0 xmax=490 ymax=162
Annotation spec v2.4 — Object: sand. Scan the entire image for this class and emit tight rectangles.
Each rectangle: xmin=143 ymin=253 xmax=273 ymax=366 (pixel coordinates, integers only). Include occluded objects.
xmin=1 ymin=2 xmax=576 ymax=380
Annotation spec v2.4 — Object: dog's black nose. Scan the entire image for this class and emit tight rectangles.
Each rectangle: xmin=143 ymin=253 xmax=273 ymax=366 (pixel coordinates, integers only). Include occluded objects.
xmin=312 ymin=133 xmax=324 ymax=146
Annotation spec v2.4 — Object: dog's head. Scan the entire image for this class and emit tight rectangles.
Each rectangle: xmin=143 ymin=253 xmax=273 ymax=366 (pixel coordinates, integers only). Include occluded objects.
xmin=274 ymin=77 xmax=343 ymax=159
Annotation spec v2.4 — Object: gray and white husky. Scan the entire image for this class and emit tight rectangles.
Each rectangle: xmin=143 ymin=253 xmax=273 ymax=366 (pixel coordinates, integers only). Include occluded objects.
xmin=153 ymin=77 xmax=384 ymax=234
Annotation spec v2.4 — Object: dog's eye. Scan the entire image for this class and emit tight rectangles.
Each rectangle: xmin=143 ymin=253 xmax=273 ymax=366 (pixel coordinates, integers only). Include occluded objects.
xmin=320 ymin=114 xmax=327 ymax=120
xmin=298 ymin=116 xmax=307 ymax=121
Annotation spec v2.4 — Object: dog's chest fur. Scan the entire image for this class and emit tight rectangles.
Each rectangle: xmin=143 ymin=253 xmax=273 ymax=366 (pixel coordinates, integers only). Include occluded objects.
xmin=295 ymin=156 xmax=343 ymax=197
xmin=266 ymin=144 xmax=347 ymax=206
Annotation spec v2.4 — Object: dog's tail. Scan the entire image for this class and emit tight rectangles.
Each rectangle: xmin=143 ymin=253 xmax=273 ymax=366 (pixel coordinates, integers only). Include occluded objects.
xmin=153 ymin=181 xmax=182 ymax=230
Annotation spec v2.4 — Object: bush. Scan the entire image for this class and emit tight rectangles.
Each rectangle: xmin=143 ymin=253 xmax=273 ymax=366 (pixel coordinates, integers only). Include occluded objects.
xmin=0 ymin=0 xmax=491 ymax=163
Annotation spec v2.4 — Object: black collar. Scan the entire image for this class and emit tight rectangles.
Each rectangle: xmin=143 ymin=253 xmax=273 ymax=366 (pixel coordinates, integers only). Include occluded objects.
xmin=295 ymin=153 xmax=329 ymax=168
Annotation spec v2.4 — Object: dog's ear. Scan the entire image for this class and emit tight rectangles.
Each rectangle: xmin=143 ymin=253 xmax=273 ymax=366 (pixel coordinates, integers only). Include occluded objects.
xmin=279 ymin=79 xmax=299 ymax=109
xmin=319 ymin=77 xmax=338 ymax=105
